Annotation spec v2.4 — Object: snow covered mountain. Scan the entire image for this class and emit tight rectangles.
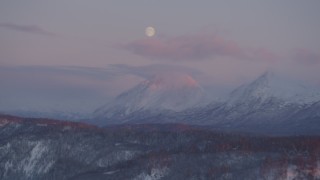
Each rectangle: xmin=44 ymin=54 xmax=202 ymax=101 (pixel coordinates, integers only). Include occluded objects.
xmin=176 ymin=71 xmax=320 ymax=134
xmin=93 ymin=71 xmax=320 ymax=134
xmin=227 ymin=72 xmax=320 ymax=106
xmin=93 ymin=73 xmax=210 ymax=124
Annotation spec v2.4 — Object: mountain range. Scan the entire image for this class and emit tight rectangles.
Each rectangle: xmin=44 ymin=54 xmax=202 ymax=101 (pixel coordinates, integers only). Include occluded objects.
xmin=1 ymin=68 xmax=319 ymax=135
xmin=93 ymin=72 xmax=320 ymax=135
xmin=1 ymin=71 xmax=320 ymax=179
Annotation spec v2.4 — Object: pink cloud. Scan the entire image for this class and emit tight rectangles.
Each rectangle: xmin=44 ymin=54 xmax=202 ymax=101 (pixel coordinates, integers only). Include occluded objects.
xmin=293 ymin=48 xmax=320 ymax=64
xmin=249 ymin=48 xmax=278 ymax=62
xmin=121 ymin=33 xmax=279 ymax=63
xmin=122 ymin=34 xmax=245 ymax=61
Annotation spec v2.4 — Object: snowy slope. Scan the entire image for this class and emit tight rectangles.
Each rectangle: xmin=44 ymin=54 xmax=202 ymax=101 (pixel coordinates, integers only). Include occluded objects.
xmin=180 ymin=72 xmax=320 ymax=132
xmin=227 ymin=72 xmax=320 ymax=106
xmin=94 ymin=73 xmax=210 ymax=124
xmin=92 ymin=71 xmax=320 ymax=132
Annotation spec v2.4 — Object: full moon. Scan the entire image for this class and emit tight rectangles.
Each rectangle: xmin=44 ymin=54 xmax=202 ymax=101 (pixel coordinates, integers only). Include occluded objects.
xmin=145 ymin=26 xmax=156 ymax=37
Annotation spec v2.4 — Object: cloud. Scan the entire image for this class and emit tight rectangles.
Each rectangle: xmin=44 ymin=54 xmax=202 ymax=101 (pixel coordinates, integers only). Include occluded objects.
xmin=248 ymin=48 xmax=278 ymax=62
xmin=121 ymin=34 xmax=245 ymax=61
xmin=0 ymin=22 xmax=56 ymax=36
xmin=120 ymin=33 xmax=279 ymax=62
xmin=293 ymin=48 xmax=320 ymax=65
xmin=0 ymin=64 xmax=208 ymax=102
xmin=108 ymin=64 xmax=205 ymax=80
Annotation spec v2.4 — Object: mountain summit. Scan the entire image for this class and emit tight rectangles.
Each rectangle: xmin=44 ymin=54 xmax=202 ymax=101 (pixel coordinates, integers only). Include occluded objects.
xmin=228 ymin=71 xmax=320 ymax=106
xmin=94 ymin=73 xmax=209 ymax=124
xmin=186 ymin=71 xmax=320 ymax=134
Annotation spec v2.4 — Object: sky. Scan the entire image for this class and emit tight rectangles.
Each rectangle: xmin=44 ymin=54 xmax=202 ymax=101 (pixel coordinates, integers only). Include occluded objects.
xmin=1 ymin=1 xmax=320 ymax=112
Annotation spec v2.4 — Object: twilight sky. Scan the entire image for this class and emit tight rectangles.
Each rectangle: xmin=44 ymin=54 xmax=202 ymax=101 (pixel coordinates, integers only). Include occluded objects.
xmin=1 ymin=1 xmax=320 ymax=90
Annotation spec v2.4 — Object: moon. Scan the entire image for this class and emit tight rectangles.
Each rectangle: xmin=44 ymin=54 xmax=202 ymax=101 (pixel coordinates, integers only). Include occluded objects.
xmin=145 ymin=26 xmax=156 ymax=37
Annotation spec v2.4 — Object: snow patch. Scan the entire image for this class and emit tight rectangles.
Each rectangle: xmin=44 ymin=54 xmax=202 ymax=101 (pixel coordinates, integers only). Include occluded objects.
xmin=285 ymin=164 xmax=303 ymax=180
xmin=104 ymin=170 xmax=119 ymax=175
xmin=0 ymin=142 xmax=11 ymax=151
xmin=40 ymin=161 xmax=54 ymax=174
xmin=20 ymin=141 xmax=48 ymax=177
xmin=122 ymin=150 xmax=136 ymax=160
xmin=133 ymin=167 xmax=169 ymax=180
xmin=4 ymin=161 xmax=13 ymax=177
xmin=63 ymin=126 xmax=72 ymax=131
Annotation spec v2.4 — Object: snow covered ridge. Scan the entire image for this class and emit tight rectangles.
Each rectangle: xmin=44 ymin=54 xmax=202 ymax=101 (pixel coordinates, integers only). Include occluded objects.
xmin=227 ymin=72 xmax=320 ymax=106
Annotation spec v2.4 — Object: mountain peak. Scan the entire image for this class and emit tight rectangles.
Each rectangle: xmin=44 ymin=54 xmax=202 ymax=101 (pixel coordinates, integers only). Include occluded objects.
xmin=145 ymin=73 xmax=200 ymax=91
xmin=228 ymin=71 xmax=320 ymax=105
xmin=94 ymin=73 xmax=209 ymax=122
xmin=250 ymin=71 xmax=277 ymax=87
xmin=258 ymin=71 xmax=274 ymax=80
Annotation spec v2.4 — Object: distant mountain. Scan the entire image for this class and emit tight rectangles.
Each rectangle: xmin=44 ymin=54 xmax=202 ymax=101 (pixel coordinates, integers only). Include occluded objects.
xmin=227 ymin=72 xmax=320 ymax=106
xmin=0 ymin=109 xmax=91 ymax=121
xmin=178 ymin=72 xmax=320 ymax=134
xmin=93 ymin=73 xmax=210 ymax=125
xmin=93 ymin=72 xmax=320 ymax=135
xmin=1 ymin=114 xmax=320 ymax=180
xmin=172 ymin=72 xmax=319 ymax=133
